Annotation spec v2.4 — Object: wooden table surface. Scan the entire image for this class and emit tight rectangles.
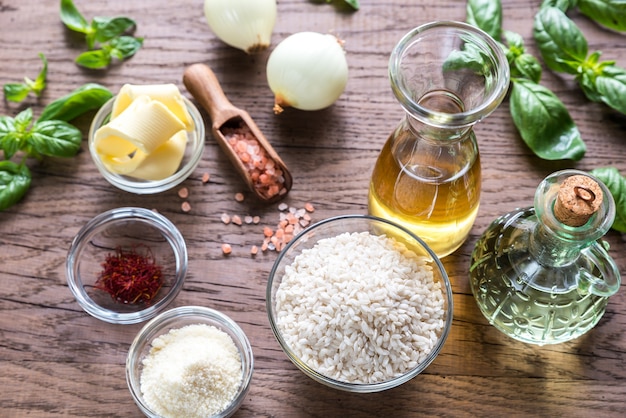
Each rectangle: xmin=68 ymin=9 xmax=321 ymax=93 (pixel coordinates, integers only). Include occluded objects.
xmin=2 ymin=1 xmax=625 ymax=417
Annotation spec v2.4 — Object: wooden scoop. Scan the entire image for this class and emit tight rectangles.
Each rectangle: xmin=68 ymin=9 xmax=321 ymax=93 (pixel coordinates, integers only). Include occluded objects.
xmin=183 ymin=63 xmax=292 ymax=203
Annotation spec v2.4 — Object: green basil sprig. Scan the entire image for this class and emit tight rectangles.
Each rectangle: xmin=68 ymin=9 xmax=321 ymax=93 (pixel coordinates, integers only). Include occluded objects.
xmin=60 ymin=0 xmax=143 ymax=69
xmin=534 ymin=4 xmax=626 ymax=115
xmin=590 ymin=167 xmax=626 ymax=232
xmin=3 ymin=53 xmax=48 ymax=103
xmin=0 ymin=84 xmax=112 ymax=211
xmin=465 ymin=0 xmax=585 ymax=161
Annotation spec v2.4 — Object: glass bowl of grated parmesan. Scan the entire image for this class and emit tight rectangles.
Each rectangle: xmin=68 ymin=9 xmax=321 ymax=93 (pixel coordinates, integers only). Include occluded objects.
xmin=266 ymin=214 xmax=453 ymax=393
xmin=126 ymin=305 xmax=254 ymax=418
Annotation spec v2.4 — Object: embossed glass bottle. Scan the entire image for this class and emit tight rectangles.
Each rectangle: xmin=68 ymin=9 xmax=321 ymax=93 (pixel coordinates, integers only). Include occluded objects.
xmin=470 ymin=170 xmax=621 ymax=345
xmin=368 ymin=21 xmax=510 ymax=258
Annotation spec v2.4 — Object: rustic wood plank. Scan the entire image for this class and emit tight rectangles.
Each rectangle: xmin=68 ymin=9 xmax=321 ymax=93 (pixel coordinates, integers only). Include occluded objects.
xmin=1 ymin=0 xmax=626 ymax=416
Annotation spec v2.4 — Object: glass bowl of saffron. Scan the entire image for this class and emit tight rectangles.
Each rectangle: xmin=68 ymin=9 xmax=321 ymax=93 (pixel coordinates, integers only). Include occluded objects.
xmin=126 ymin=306 xmax=254 ymax=418
xmin=66 ymin=207 xmax=188 ymax=324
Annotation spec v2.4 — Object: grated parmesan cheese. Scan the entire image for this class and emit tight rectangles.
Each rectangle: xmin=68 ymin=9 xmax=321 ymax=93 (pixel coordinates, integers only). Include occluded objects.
xmin=140 ymin=323 xmax=243 ymax=418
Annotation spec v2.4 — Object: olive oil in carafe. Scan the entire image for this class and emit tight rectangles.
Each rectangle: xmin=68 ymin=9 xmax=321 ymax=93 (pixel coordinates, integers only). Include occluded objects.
xmin=368 ymin=90 xmax=481 ymax=257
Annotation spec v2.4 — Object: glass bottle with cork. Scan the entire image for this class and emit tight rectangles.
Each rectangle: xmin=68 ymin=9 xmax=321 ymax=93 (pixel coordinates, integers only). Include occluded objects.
xmin=470 ymin=170 xmax=621 ymax=345
xmin=368 ymin=21 xmax=510 ymax=258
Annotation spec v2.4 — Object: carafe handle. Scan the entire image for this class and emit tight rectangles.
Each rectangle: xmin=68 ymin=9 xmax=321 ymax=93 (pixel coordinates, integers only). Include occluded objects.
xmin=579 ymin=241 xmax=621 ymax=297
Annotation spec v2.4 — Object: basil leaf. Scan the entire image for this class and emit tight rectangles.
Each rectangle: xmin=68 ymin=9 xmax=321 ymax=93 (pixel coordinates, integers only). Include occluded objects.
xmin=0 ymin=116 xmax=16 ymax=139
xmin=541 ymin=0 xmax=578 ymax=12
xmin=0 ymin=161 xmax=31 ymax=211
xmin=590 ymin=167 xmax=626 ymax=232
xmin=32 ymin=53 xmax=48 ymax=95
xmin=466 ymin=0 xmax=502 ymax=40
xmin=579 ymin=70 xmax=603 ymax=102
xmin=514 ymin=53 xmax=543 ymax=83
xmin=14 ymin=108 xmax=33 ymax=131
xmin=38 ymin=83 xmax=112 ymax=122
xmin=93 ymin=16 xmax=136 ymax=43
xmin=0 ymin=116 xmax=22 ymax=160
xmin=509 ymin=78 xmax=586 ymax=161
xmin=75 ymin=49 xmax=111 ymax=69
xmin=29 ymin=120 xmax=82 ymax=158
xmin=578 ymin=0 xmax=626 ymax=32
xmin=502 ymin=31 xmax=542 ymax=83
xmin=595 ymin=64 xmax=626 ymax=114
xmin=344 ymin=0 xmax=359 ymax=9
xmin=108 ymin=36 xmax=143 ymax=60
xmin=3 ymin=84 xmax=31 ymax=102
xmin=533 ymin=6 xmax=588 ymax=75
xmin=503 ymin=30 xmax=523 ymax=52
xmin=443 ymin=41 xmax=493 ymax=76
xmin=60 ymin=0 xmax=90 ymax=33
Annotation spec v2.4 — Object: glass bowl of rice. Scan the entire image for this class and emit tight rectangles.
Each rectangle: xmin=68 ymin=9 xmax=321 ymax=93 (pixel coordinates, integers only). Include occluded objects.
xmin=266 ymin=214 xmax=453 ymax=393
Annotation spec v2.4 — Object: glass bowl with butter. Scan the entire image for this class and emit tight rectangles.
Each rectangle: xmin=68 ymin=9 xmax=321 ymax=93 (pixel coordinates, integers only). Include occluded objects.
xmin=88 ymin=84 xmax=205 ymax=194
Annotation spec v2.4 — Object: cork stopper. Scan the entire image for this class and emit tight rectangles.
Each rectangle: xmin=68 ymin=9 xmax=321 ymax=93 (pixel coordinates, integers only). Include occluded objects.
xmin=554 ymin=175 xmax=603 ymax=227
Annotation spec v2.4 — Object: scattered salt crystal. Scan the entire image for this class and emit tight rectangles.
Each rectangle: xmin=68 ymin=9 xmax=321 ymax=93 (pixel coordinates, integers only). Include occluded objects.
xmin=178 ymin=187 xmax=189 ymax=199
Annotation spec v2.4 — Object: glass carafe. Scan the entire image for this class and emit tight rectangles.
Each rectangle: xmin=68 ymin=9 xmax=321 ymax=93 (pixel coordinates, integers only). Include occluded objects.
xmin=368 ymin=21 xmax=510 ymax=258
xmin=470 ymin=170 xmax=621 ymax=345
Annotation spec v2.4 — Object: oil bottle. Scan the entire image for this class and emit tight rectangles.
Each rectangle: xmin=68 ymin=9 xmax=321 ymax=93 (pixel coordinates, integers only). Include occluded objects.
xmin=470 ymin=170 xmax=621 ymax=345
xmin=369 ymin=21 xmax=510 ymax=258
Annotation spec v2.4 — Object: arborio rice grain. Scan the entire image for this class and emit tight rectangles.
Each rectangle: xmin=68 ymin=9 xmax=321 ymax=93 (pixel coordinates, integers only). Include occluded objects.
xmin=275 ymin=231 xmax=445 ymax=384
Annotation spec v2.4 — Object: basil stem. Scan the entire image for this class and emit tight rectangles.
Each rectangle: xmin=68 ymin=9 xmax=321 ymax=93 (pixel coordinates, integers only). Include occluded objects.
xmin=590 ymin=167 xmax=626 ymax=232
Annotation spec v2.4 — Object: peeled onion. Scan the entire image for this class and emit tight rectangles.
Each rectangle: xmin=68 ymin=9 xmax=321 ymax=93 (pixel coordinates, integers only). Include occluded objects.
xmin=266 ymin=32 xmax=349 ymax=114
xmin=204 ymin=0 xmax=277 ymax=53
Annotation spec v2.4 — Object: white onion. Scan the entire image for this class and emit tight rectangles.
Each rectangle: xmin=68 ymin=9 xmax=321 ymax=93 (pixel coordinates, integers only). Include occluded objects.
xmin=204 ymin=0 xmax=276 ymax=53
xmin=266 ymin=32 xmax=349 ymax=114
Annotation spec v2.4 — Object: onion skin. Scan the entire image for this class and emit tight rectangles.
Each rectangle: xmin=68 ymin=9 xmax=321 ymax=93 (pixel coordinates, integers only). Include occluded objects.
xmin=204 ymin=0 xmax=277 ymax=54
xmin=266 ymin=32 xmax=349 ymax=113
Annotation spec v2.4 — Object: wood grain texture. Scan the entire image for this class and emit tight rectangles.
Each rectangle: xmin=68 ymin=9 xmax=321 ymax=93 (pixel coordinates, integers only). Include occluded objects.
xmin=1 ymin=0 xmax=625 ymax=416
